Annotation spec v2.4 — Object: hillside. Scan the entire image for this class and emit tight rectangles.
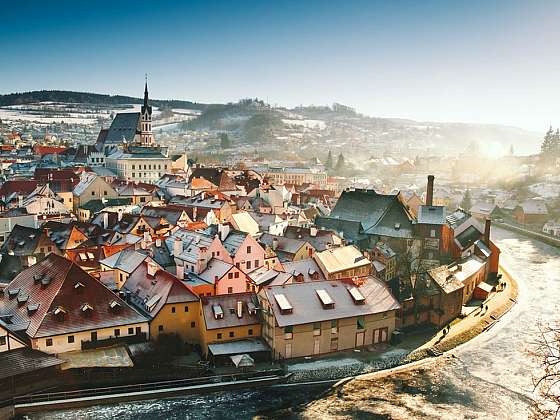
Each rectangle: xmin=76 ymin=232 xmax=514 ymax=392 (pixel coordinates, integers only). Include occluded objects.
xmin=0 ymin=90 xmax=206 ymax=110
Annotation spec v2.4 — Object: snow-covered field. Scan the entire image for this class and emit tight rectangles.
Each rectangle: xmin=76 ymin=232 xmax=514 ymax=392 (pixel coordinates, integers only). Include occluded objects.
xmin=0 ymin=102 xmax=201 ymax=126
xmin=282 ymin=118 xmax=326 ymax=130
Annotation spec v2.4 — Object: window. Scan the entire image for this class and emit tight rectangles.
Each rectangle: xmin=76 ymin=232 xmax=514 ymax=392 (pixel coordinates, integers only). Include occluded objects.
xmin=254 ymin=260 xmax=259 ymax=268
xmin=313 ymin=324 xmax=322 ymax=337
xmin=228 ymin=272 xmax=233 ymax=279
xmin=91 ymin=191 xmax=95 ymax=196
xmin=247 ymin=246 xmax=251 ymax=254
xmin=128 ymin=327 xmax=134 ymax=335
xmin=132 ymin=165 xmax=135 ymax=169
xmin=114 ymin=329 xmax=120 ymax=337
xmin=217 ymin=333 xmax=222 ymax=339
xmin=184 ymin=305 xmax=189 ymax=312
xmin=246 ymin=261 xmax=251 ymax=270
xmin=235 ymin=262 xmax=240 ymax=269
xmin=284 ymin=326 xmax=293 ymax=340
xmin=430 ymin=229 xmax=436 ymax=238
xmin=135 ymin=327 xmax=142 ymax=335
xmin=68 ymin=335 xmax=74 ymax=343
xmin=0 ymin=336 xmax=6 ymax=346
xmin=91 ymin=332 xmax=97 ymax=341
xmin=248 ymin=328 xmax=253 ymax=336
xmin=234 ymin=272 xmax=239 ymax=278
xmin=227 ymin=287 xmax=233 ymax=294
xmin=229 ymin=331 xmax=234 ymax=338
xmin=158 ymin=325 xmax=164 ymax=332
xmin=132 ymin=173 xmax=136 ymax=178
xmin=104 ymin=191 xmax=107 ymax=196
xmin=46 ymin=338 xmax=53 ymax=347
xmin=331 ymin=320 xmax=338 ymax=333
xmin=171 ymin=306 xmax=176 ymax=313
xmin=190 ymin=321 xmax=196 ymax=328
xmin=357 ymin=317 xmax=365 ymax=330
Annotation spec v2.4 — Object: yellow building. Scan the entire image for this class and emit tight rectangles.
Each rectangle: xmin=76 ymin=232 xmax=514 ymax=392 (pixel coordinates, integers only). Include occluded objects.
xmin=198 ymin=293 xmax=264 ymax=360
xmin=0 ymin=254 xmax=149 ymax=354
xmin=123 ymin=261 xmax=201 ymax=344
xmin=313 ymin=245 xmax=371 ymax=280
xmin=259 ymin=277 xmax=400 ymax=359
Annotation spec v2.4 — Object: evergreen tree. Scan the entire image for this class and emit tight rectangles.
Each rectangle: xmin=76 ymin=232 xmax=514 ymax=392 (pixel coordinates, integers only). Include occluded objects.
xmin=553 ymin=129 xmax=560 ymax=156
xmin=325 ymin=150 xmax=333 ymax=170
xmin=335 ymin=153 xmax=345 ymax=172
xmin=461 ymin=189 xmax=472 ymax=210
xmin=541 ymin=126 xmax=555 ymax=154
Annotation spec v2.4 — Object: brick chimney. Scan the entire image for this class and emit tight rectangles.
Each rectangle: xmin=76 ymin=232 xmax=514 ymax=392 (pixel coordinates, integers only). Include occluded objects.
xmin=484 ymin=218 xmax=491 ymax=244
xmin=426 ymin=175 xmax=435 ymax=206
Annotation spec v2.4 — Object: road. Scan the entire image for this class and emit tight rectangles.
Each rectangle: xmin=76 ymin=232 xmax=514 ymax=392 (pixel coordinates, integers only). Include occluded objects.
xmin=30 ymin=227 xmax=560 ymax=419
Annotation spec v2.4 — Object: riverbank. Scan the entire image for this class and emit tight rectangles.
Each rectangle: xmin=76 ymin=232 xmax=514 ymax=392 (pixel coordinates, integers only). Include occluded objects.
xmin=291 ymin=265 xmax=520 ymax=418
xmin=495 ymin=221 xmax=560 ymax=247
xmin=405 ymin=265 xmax=518 ymax=362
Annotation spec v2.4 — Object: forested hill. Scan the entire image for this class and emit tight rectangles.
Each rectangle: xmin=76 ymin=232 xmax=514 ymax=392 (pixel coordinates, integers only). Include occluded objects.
xmin=0 ymin=90 xmax=207 ymax=110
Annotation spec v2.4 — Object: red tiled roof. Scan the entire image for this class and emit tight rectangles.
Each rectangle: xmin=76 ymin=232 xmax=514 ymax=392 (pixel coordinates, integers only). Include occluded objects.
xmin=33 ymin=145 xmax=67 ymax=156
xmin=124 ymin=262 xmax=198 ymax=318
xmin=0 ymin=180 xmax=39 ymax=197
xmin=0 ymin=254 xmax=147 ymax=338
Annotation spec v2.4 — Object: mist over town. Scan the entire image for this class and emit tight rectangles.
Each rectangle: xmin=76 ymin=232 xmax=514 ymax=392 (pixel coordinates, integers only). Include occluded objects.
xmin=0 ymin=1 xmax=559 ymax=419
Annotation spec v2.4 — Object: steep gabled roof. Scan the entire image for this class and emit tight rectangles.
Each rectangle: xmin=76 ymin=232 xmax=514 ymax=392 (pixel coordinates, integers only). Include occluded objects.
xmin=321 ymin=189 xmax=415 ymax=240
xmin=0 ymin=254 xmax=147 ymax=338
xmin=103 ymin=112 xmax=141 ymax=145
xmin=123 ymin=262 xmax=198 ymax=318
xmin=0 ymin=225 xmax=45 ymax=256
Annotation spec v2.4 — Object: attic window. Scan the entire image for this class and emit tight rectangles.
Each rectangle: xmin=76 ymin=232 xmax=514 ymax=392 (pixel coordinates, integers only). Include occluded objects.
xmin=27 ymin=303 xmax=39 ymax=314
xmin=394 ymin=223 xmax=401 ymax=230
xmin=316 ymin=289 xmax=335 ymax=309
xmin=247 ymin=302 xmax=257 ymax=315
xmin=74 ymin=282 xmax=85 ymax=290
xmin=41 ymin=276 xmax=52 ymax=287
xmin=212 ymin=304 xmax=224 ymax=319
xmin=348 ymin=286 xmax=366 ymax=305
xmin=7 ymin=289 xmax=20 ymax=299
xmin=54 ymin=306 xmax=67 ymax=320
xmin=81 ymin=303 xmax=94 ymax=313
xmin=33 ymin=274 xmax=43 ymax=284
xmin=145 ymin=295 xmax=161 ymax=312
xmin=17 ymin=294 xmax=29 ymax=305
xmin=109 ymin=300 xmax=121 ymax=311
xmin=274 ymin=293 xmax=293 ymax=314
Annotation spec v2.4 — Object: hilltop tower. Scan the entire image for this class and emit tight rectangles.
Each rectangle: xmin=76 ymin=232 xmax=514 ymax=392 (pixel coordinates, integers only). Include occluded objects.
xmin=140 ymin=76 xmax=154 ymax=146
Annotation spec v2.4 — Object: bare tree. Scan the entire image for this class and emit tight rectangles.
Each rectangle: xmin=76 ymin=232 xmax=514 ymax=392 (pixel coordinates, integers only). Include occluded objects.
xmin=531 ymin=322 xmax=560 ymax=419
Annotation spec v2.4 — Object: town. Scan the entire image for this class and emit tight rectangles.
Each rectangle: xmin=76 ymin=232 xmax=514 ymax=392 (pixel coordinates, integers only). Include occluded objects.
xmin=0 ymin=80 xmax=541 ymax=410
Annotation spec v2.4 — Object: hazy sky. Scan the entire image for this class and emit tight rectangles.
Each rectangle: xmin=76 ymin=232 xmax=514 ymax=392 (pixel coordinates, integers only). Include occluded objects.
xmin=1 ymin=0 xmax=558 ymax=131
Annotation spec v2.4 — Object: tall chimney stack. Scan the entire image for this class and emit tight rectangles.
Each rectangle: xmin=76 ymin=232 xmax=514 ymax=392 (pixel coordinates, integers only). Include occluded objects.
xmin=426 ymin=175 xmax=435 ymax=206
xmin=484 ymin=218 xmax=491 ymax=244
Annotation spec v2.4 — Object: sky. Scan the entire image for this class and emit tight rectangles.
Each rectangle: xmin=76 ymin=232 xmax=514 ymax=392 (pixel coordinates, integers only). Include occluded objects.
xmin=1 ymin=0 xmax=559 ymax=131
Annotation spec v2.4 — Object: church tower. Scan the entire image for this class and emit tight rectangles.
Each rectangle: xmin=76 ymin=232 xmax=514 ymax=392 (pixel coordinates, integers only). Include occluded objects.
xmin=140 ymin=76 xmax=154 ymax=146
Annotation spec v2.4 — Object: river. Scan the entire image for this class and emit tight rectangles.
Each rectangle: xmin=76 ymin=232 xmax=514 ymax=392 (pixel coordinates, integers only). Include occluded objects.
xmin=26 ymin=227 xmax=560 ymax=419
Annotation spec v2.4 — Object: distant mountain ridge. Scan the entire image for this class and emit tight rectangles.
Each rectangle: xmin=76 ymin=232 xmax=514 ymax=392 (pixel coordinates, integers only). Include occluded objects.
xmin=0 ymin=90 xmax=206 ymax=110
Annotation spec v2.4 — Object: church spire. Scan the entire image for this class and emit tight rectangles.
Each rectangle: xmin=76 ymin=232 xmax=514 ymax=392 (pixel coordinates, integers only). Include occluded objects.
xmin=144 ymin=73 xmax=149 ymax=107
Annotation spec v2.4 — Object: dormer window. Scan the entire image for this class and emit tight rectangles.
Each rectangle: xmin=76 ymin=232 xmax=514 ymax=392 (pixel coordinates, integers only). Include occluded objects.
xmin=81 ymin=303 xmax=94 ymax=314
xmin=74 ymin=282 xmax=85 ymax=291
xmin=7 ymin=288 xmax=20 ymax=299
xmin=109 ymin=300 xmax=121 ymax=312
xmin=17 ymin=294 xmax=29 ymax=305
xmin=27 ymin=303 xmax=39 ymax=315
xmin=54 ymin=306 xmax=67 ymax=320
